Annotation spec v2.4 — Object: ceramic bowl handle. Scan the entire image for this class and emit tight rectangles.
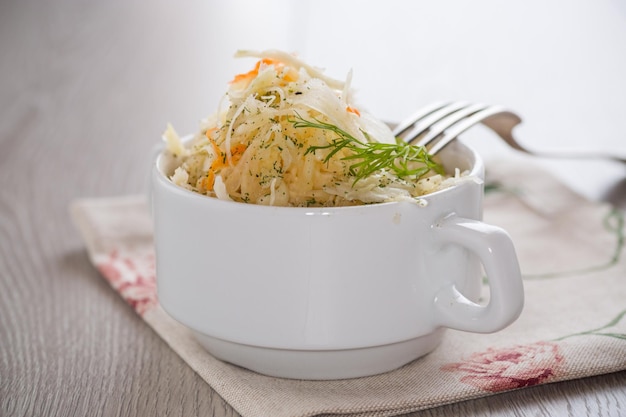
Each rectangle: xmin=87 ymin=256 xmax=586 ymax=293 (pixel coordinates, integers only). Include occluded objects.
xmin=432 ymin=214 xmax=524 ymax=333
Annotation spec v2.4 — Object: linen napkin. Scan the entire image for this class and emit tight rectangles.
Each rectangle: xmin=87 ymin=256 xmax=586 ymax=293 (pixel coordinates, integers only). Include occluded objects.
xmin=71 ymin=160 xmax=626 ymax=417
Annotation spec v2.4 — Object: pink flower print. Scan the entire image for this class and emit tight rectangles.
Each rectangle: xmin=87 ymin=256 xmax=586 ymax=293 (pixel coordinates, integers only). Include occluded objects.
xmin=96 ymin=249 xmax=158 ymax=316
xmin=441 ymin=341 xmax=564 ymax=392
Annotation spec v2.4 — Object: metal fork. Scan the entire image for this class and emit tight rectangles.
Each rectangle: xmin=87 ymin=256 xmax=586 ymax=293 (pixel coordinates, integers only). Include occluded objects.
xmin=393 ymin=101 xmax=626 ymax=164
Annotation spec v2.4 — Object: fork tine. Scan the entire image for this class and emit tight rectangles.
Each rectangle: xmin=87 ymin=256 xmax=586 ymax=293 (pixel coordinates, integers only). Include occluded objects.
xmin=392 ymin=101 xmax=450 ymax=137
xmin=411 ymin=103 xmax=490 ymax=148
xmin=401 ymin=101 xmax=471 ymax=144
xmin=398 ymin=102 xmax=626 ymax=164
xmin=427 ymin=105 xmax=514 ymax=154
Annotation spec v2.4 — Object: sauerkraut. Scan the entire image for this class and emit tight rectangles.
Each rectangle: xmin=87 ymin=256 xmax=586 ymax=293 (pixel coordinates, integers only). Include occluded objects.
xmin=163 ymin=50 xmax=461 ymax=207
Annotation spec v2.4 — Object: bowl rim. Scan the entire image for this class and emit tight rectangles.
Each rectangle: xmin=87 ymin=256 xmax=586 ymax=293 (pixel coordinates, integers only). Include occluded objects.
xmin=152 ymin=138 xmax=483 ymax=212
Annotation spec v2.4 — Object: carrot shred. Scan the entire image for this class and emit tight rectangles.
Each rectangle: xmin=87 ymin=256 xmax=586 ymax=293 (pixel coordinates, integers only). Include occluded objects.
xmin=231 ymin=58 xmax=278 ymax=84
xmin=230 ymin=144 xmax=247 ymax=164
xmin=202 ymin=170 xmax=216 ymax=191
xmin=207 ymin=137 xmax=226 ymax=169
xmin=205 ymin=127 xmax=218 ymax=138
xmin=207 ymin=136 xmax=247 ymax=173
xmin=346 ymin=106 xmax=361 ymax=117
xmin=201 ymin=141 xmax=246 ymax=192
xmin=230 ymin=58 xmax=298 ymax=86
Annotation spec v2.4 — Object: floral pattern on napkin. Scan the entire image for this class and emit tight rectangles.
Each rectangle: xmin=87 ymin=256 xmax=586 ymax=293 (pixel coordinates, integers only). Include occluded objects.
xmin=95 ymin=249 xmax=157 ymax=316
xmin=441 ymin=307 xmax=626 ymax=392
xmin=441 ymin=341 xmax=564 ymax=392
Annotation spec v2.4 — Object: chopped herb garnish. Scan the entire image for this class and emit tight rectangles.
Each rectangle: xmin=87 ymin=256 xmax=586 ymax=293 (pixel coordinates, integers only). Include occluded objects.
xmin=290 ymin=114 xmax=444 ymax=185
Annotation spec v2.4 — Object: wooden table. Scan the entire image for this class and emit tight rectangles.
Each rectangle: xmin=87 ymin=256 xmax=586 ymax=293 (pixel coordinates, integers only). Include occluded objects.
xmin=1 ymin=1 xmax=624 ymax=416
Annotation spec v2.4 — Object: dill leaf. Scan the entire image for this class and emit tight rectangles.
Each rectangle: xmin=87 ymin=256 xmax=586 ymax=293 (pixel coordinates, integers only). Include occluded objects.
xmin=290 ymin=114 xmax=444 ymax=184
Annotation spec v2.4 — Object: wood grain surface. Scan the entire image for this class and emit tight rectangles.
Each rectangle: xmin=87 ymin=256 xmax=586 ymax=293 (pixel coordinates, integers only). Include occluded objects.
xmin=1 ymin=1 xmax=624 ymax=416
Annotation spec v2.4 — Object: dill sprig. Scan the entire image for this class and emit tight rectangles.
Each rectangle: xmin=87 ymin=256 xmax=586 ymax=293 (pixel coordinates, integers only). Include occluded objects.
xmin=290 ymin=114 xmax=444 ymax=184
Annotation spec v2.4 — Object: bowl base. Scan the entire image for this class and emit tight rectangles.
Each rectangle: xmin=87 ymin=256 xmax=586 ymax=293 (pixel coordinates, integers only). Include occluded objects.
xmin=192 ymin=329 xmax=445 ymax=380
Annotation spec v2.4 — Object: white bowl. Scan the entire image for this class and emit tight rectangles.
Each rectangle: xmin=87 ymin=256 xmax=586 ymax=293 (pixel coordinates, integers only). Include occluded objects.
xmin=151 ymin=140 xmax=523 ymax=379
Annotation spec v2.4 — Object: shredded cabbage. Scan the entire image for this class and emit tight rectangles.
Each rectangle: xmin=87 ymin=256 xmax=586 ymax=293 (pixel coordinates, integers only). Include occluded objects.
xmin=163 ymin=50 xmax=460 ymax=207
